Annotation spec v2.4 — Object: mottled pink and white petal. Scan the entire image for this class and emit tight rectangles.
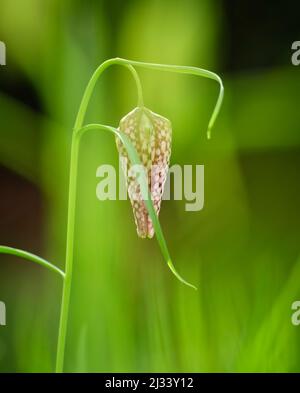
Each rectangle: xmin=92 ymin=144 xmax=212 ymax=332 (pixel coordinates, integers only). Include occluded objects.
xmin=116 ymin=107 xmax=172 ymax=238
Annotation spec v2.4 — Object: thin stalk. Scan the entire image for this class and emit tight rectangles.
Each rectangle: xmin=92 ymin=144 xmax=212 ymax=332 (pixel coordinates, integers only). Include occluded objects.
xmin=56 ymin=58 xmax=223 ymax=372
xmin=0 ymin=245 xmax=64 ymax=278
xmin=55 ymin=134 xmax=80 ymax=372
xmin=56 ymin=62 xmax=145 ymax=373
xmin=114 ymin=58 xmax=224 ymax=139
xmin=74 ymin=59 xmax=144 ymax=129
xmin=126 ymin=64 xmax=144 ymax=107
xmin=74 ymin=58 xmax=223 ymax=137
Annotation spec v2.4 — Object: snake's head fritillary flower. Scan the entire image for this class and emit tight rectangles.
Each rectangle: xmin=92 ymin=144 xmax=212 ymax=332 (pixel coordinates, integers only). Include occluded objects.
xmin=116 ymin=107 xmax=172 ymax=238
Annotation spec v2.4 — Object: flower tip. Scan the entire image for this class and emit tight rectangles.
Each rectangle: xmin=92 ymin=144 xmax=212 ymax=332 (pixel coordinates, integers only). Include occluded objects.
xmin=181 ymin=281 xmax=198 ymax=291
xmin=167 ymin=259 xmax=197 ymax=290
xmin=184 ymin=281 xmax=198 ymax=291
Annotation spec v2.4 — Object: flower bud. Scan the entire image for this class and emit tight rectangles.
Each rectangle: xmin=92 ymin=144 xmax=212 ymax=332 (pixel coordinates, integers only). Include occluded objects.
xmin=116 ymin=107 xmax=172 ymax=238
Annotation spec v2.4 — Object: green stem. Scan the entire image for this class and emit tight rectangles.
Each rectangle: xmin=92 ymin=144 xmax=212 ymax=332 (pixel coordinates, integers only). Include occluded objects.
xmin=74 ymin=58 xmax=223 ymax=137
xmin=56 ymin=62 xmax=144 ymax=373
xmin=0 ymin=245 xmax=65 ymax=278
xmin=74 ymin=59 xmax=144 ymax=129
xmin=126 ymin=64 xmax=144 ymax=107
xmin=114 ymin=58 xmax=224 ymax=139
xmin=55 ymin=134 xmax=80 ymax=373
xmin=56 ymin=57 xmax=223 ymax=372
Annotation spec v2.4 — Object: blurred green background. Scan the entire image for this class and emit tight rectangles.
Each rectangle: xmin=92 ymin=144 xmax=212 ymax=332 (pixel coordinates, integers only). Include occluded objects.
xmin=0 ymin=0 xmax=300 ymax=372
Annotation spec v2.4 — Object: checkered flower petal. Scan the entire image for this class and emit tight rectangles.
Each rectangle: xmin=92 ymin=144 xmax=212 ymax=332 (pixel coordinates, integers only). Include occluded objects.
xmin=116 ymin=107 xmax=172 ymax=238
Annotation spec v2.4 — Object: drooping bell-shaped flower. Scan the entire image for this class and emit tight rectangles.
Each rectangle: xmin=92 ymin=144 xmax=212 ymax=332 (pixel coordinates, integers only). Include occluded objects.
xmin=116 ymin=107 xmax=172 ymax=238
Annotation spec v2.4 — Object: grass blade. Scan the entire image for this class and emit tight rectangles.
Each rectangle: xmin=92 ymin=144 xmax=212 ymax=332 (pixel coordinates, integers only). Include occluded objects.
xmin=0 ymin=245 xmax=65 ymax=278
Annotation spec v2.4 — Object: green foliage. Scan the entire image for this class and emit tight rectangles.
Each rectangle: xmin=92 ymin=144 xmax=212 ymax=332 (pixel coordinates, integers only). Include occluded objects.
xmin=0 ymin=0 xmax=300 ymax=373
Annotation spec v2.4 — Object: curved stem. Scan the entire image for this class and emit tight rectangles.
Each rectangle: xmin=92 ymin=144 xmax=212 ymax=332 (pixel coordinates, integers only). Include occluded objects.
xmin=126 ymin=64 xmax=144 ymax=107
xmin=56 ymin=57 xmax=221 ymax=372
xmin=74 ymin=57 xmax=224 ymax=137
xmin=56 ymin=61 xmax=144 ymax=373
xmin=56 ymin=61 xmax=146 ymax=372
xmin=0 ymin=245 xmax=65 ymax=278
xmin=114 ymin=58 xmax=224 ymax=139
xmin=74 ymin=59 xmax=144 ymax=129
